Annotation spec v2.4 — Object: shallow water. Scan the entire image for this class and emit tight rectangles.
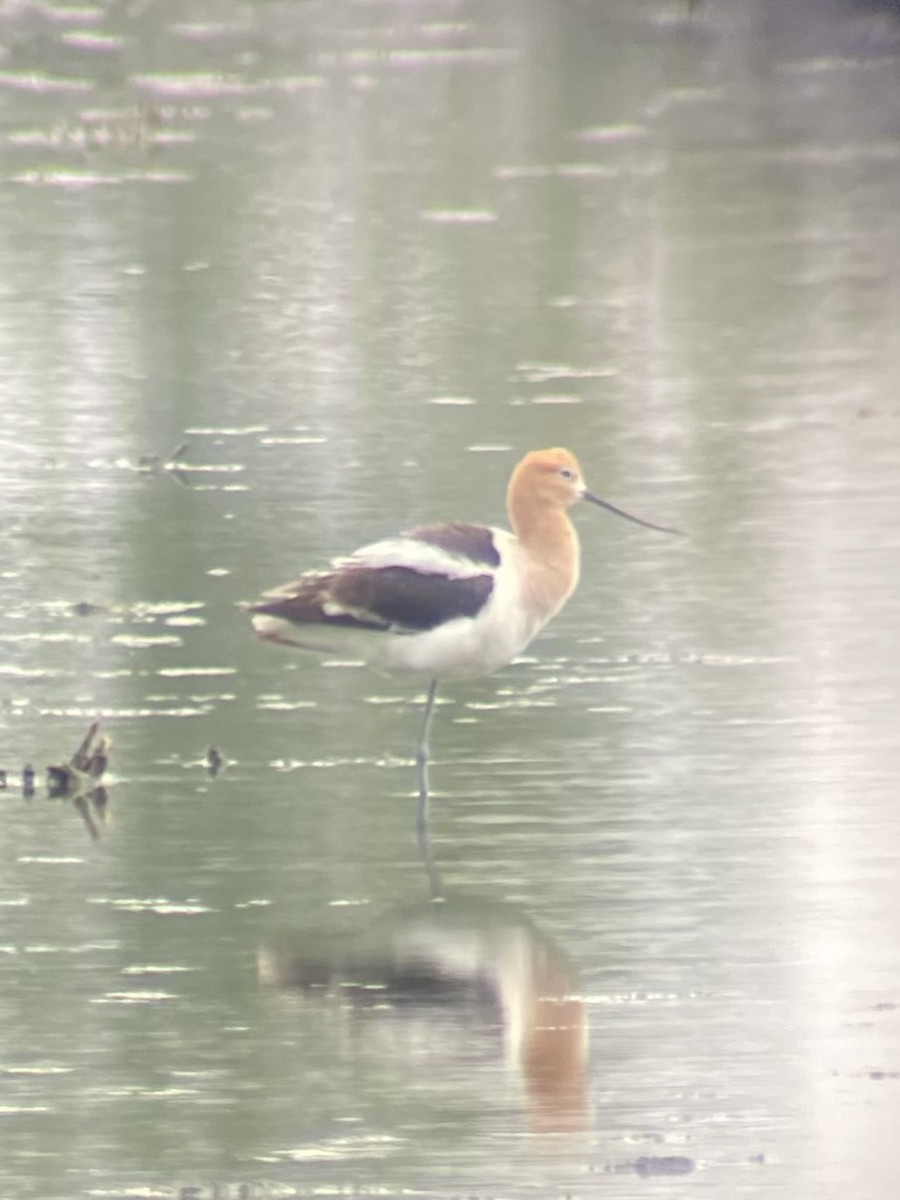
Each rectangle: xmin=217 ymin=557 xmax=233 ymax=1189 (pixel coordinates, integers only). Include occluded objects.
xmin=1 ymin=1 xmax=900 ymax=1198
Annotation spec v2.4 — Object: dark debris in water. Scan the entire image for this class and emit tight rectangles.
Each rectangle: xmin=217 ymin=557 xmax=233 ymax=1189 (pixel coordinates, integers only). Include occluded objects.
xmin=137 ymin=439 xmax=192 ymax=486
xmin=206 ymin=745 xmax=225 ymax=776
xmin=46 ymin=719 xmax=110 ymax=792
xmin=605 ymin=1155 xmax=696 ymax=1177
xmin=634 ymin=1155 xmax=695 ymax=1177
xmin=71 ymin=600 xmax=106 ymax=617
xmin=2 ymin=721 xmax=112 ymax=841
xmin=131 ymin=439 xmax=246 ymax=490
xmin=47 ymin=721 xmax=111 ymax=841
xmin=9 ymin=101 xmax=168 ymax=157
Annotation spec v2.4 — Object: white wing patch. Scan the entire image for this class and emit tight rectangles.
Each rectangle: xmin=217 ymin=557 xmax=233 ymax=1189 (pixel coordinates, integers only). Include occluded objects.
xmin=337 ymin=534 xmax=497 ymax=580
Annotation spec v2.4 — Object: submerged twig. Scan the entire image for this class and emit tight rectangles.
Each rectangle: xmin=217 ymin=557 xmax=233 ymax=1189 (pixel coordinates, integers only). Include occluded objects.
xmin=137 ymin=441 xmax=193 ymax=486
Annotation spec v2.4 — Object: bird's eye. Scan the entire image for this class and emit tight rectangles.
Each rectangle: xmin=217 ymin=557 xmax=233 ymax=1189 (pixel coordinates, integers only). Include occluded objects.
xmin=558 ymin=467 xmax=576 ymax=481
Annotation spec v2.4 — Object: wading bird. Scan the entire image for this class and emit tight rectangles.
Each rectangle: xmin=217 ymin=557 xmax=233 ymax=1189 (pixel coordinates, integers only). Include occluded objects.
xmin=250 ymin=448 xmax=677 ymax=832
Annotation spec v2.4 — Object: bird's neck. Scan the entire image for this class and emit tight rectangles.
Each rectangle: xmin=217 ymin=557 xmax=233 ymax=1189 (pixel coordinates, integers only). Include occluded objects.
xmin=509 ymin=503 xmax=581 ymax=620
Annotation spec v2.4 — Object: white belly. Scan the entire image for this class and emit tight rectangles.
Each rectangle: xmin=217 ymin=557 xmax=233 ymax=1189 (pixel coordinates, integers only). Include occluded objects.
xmin=368 ymin=551 xmax=553 ymax=680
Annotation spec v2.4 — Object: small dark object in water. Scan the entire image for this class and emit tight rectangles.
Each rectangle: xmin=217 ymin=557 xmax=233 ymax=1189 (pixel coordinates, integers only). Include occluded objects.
xmin=71 ymin=601 xmax=104 ymax=617
xmin=206 ymin=745 xmax=224 ymax=776
xmin=138 ymin=441 xmax=191 ymax=483
xmin=22 ymin=764 xmax=35 ymax=797
xmin=633 ymin=1156 xmax=695 ymax=1177
xmin=47 ymin=765 xmax=73 ymax=797
xmin=0 ymin=768 xmax=7 ymax=789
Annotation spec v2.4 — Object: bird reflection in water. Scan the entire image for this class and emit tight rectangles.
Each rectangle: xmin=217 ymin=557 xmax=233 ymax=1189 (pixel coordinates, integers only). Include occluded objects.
xmin=259 ymin=891 xmax=588 ymax=1133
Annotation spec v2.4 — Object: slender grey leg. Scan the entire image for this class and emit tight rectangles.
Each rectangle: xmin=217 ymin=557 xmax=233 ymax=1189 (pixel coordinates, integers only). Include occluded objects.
xmin=415 ymin=679 xmax=438 ymax=811
xmin=415 ymin=680 xmax=439 ymax=878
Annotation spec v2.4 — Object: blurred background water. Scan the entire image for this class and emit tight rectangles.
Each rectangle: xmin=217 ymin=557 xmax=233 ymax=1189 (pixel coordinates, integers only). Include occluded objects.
xmin=1 ymin=1 xmax=899 ymax=1198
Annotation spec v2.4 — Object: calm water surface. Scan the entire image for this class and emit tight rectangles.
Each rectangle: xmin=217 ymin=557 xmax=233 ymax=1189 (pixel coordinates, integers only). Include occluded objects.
xmin=1 ymin=2 xmax=899 ymax=1198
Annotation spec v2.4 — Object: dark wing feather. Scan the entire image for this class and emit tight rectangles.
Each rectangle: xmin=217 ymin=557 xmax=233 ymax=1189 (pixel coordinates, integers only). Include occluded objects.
xmin=408 ymin=522 xmax=501 ymax=569
xmin=252 ymin=565 xmax=494 ymax=634
xmin=333 ymin=565 xmax=494 ymax=630
xmin=250 ymin=572 xmax=390 ymax=632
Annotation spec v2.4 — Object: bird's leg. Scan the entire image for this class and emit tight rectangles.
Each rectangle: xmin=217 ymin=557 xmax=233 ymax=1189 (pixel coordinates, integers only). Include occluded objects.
xmin=415 ymin=678 xmax=438 ymax=844
xmin=415 ymin=679 xmax=442 ymax=897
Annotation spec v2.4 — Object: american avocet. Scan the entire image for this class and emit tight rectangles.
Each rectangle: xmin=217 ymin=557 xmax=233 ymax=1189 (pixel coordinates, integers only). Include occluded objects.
xmin=250 ymin=447 xmax=677 ymax=821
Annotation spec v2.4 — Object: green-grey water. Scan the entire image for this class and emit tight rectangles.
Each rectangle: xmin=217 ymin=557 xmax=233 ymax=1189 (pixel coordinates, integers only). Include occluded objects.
xmin=2 ymin=2 xmax=900 ymax=1198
